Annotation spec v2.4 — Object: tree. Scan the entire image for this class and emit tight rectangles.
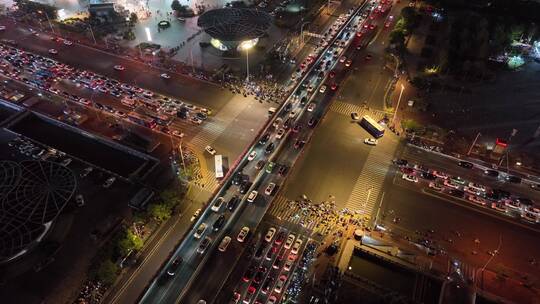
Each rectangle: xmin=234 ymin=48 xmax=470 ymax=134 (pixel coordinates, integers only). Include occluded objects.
xmin=96 ymin=259 xmax=118 ymax=285
xmin=149 ymin=203 xmax=172 ymax=222
xmin=129 ymin=12 xmax=138 ymax=26
xmin=401 ymin=7 xmax=419 ymax=28
xmin=116 ymin=229 xmax=143 ymax=256
xmin=171 ymin=0 xmax=182 ymax=12
xmin=389 ymin=29 xmax=405 ymax=46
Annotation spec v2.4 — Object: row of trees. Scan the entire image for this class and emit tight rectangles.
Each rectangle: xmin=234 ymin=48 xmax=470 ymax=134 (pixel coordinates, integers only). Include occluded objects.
xmin=14 ymin=0 xmax=57 ymax=19
xmin=389 ymin=7 xmax=421 ymax=48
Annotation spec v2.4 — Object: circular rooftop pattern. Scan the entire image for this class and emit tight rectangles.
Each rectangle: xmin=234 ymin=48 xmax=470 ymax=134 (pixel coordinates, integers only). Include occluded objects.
xmin=0 ymin=160 xmax=76 ymax=264
xmin=198 ymin=8 xmax=272 ymax=42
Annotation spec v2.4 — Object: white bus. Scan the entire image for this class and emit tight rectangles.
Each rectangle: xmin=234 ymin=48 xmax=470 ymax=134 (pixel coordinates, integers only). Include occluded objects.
xmin=215 ymin=155 xmax=224 ymax=179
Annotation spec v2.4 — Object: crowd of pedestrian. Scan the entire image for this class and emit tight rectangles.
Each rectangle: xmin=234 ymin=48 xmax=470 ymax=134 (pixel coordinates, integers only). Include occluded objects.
xmin=75 ymin=281 xmax=105 ymax=304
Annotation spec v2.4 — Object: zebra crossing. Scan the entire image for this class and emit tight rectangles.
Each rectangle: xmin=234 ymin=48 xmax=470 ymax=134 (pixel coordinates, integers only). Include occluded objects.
xmin=344 ymin=135 xmax=398 ymax=218
xmin=329 ymin=100 xmax=388 ymax=120
xmin=268 ymin=195 xmax=322 ymax=231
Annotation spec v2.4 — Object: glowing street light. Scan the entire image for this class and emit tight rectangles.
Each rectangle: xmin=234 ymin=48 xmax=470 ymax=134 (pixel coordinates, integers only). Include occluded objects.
xmin=239 ymin=39 xmax=256 ymax=82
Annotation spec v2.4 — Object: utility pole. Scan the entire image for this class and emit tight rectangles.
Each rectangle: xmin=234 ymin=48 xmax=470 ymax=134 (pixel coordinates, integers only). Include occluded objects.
xmin=392 ymin=84 xmax=405 ymax=127
xmin=467 ymin=132 xmax=481 ymax=156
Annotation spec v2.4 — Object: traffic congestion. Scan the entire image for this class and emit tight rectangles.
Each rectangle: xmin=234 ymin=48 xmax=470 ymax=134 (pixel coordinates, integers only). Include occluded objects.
xmin=0 ymin=41 xmax=209 ymax=136
xmin=141 ymin=1 xmax=380 ymax=303
xmin=394 ymin=158 xmax=540 ymax=224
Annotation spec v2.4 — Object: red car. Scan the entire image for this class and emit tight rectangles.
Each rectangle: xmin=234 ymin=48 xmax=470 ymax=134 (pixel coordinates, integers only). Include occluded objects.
xmin=365 ymin=54 xmax=373 ymax=61
xmin=329 ymin=71 xmax=336 ymax=78
xmin=369 ymin=24 xmax=377 ymax=30
xmin=330 ymin=83 xmax=338 ymax=91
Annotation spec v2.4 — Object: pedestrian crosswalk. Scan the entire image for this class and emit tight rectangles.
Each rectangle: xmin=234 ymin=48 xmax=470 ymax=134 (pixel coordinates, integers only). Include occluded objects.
xmin=329 ymin=100 xmax=388 ymax=121
xmin=344 ymin=135 xmax=398 ymax=218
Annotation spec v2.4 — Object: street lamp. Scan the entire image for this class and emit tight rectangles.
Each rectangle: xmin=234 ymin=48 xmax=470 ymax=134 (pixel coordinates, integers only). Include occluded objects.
xmin=239 ymin=40 xmax=255 ymax=82
xmin=38 ymin=10 xmax=55 ymax=34
xmin=392 ymin=84 xmax=405 ymax=127
xmin=300 ymin=21 xmax=310 ymax=45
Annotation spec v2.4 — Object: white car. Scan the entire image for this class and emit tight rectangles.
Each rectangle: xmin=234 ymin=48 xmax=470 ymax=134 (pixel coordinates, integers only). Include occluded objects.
xmin=339 ymin=56 xmax=347 ymax=63
xmin=401 ymin=174 xmax=418 ymax=183
xmin=274 ymin=275 xmax=287 ymax=293
xmin=48 ymin=49 xmax=58 ymax=55
xmin=0 ymin=25 xmax=6 ymax=31
xmin=160 ymin=73 xmax=171 ymax=79
xmin=307 ymin=103 xmax=316 ymax=112
xmin=190 ymin=208 xmax=201 ymax=222
xmin=291 ymin=238 xmax=303 ymax=254
xmin=364 ymin=138 xmax=378 ymax=146
xmin=276 ymin=128 xmax=285 ymax=139
xmin=247 ymin=151 xmax=257 ymax=161
xmin=237 ymin=226 xmax=250 ymax=242
xmin=218 ymin=236 xmax=231 ymax=252
xmin=75 ymin=194 xmax=85 ymax=207
xmin=468 ymin=182 xmax=486 ymax=193
xmin=194 ymin=223 xmax=207 ymax=239
xmin=283 ymin=259 xmax=294 ymax=271
xmin=103 ymin=176 xmax=116 ymax=188
xmin=284 ymin=234 xmax=295 ymax=249
xmin=443 ymin=179 xmax=460 ymax=189
xmin=211 ymin=197 xmax=225 ymax=212
xmin=265 ymin=227 xmax=276 ymax=242
xmin=113 ymin=65 xmax=125 ymax=71
xmin=264 ymin=182 xmax=276 ymax=195
xmin=172 ymin=130 xmax=184 ymax=138
xmin=63 ymin=39 xmax=73 ymax=46
xmin=247 ymin=190 xmax=258 ymax=203
xmin=319 ymin=85 xmax=327 ymax=93
xmin=432 ymin=170 xmax=449 ymax=179
xmin=351 ymin=112 xmax=360 ymax=120
xmin=205 ymin=145 xmax=216 ymax=155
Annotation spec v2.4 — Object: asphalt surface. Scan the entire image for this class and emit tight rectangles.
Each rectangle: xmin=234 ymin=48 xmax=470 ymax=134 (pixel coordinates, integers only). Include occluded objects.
xmin=138 ymin=3 xmax=372 ymax=304
xmin=0 ymin=17 xmax=234 ymax=111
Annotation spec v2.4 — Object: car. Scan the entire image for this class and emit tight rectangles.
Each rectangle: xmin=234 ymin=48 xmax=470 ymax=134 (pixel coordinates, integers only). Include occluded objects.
xmin=205 ymin=145 xmax=216 ymax=155
xmin=329 ymin=71 xmax=336 ymax=78
xmin=351 ymin=112 xmax=360 ymax=120
xmin=0 ymin=25 xmax=5 ymax=31
xmin=339 ymin=56 xmax=347 ymax=63
xmin=242 ymin=266 xmax=256 ymax=282
xmin=420 ymin=172 xmax=436 ymax=180
xmin=197 ymin=237 xmax=212 ymax=254
xmin=194 ymin=223 xmax=207 ymax=239
xmin=292 ymin=123 xmax=303 ymax=133
xmin=531 ymin=184 xmax=540 ymax=191
xmin=75 ymin=194 xmax=85 ymax=207
xmin=267 ymin=296 xmax=278 ymax=304
xmin=231 ymin=292 xmax=241 ymax=304
xmin=166 ymin=258 xmax=182 ymax=276
xmin=294 ymin=139 xmax=306 ymax=149
xmin=255 ymin=160 xmax=265 ymax=170
xmin=48 ymin=49 xmax=58 ymax=55
xmin=291 ymin=238 xmax=303 ymax=254
xmin=227 ymin=196 xmax=239 ymax=211
xmin=103 ymin=176 xmax=116 ymax=188
xmin=506 ymin=175 xmax=521 ymax=184
xmin=484 ymin=169 xmax=499 ymax=177
xmin=274 ymin=275 xmax=287 ymax=293
xmin=211 ymin=197 xmax=225 ymax=212
xmin=253 ymin=266 xmax=267 ymax=283
xmin=80 ymin=166 xmax=93 ymax=178
xmin=319 ymin=85 xmax=327 ymax=93
xmin=365 ymin=54 xmax=372 ymax=60
xmin=432 ymin=170 xmax=449 ymax=179
xmin=308 ymin=117 xmax=318 ymax=127
xmin=265 ymin=227 xmax=276 ymax=242
xmin=239 ymin=181 xmax=252 ymax=194
xmin=243 ymin=285 xmax=256 ymax=303
xmin=274 ymin=231 xmax=286 ymax=245
xmin=468 ymin=182 xmax=486 ymax=193
xmin=218 ymin=236 xmax=232 ymax=252
xmin=172 ymin=130 xmax=184 ymax=138
xmin=259 ymin=132 xmax=271 ymax=145
xmin=364 ymin=138 xmax=378 ymax=145
xmin=444 ymin=179 xmax=460 ymax=189
xmin=467 ymin=195 xmax=486 ymax=206
xmin=275 ymin=128 xmax=286 ymax=139
xmin=345 ymin=59 xmax=352 ymax=67
xmin=237 ymin=226 xmax=250 ymax=242
xmin=262 ymin=277 xmax=274 ymax=294
xmin=278 ymin=165 xmax=288 ymax=176
xmin=213 ymin=215 xmax=226 ymax=231
xmin=307 ymin=103 xmax=316 ymax=112
xmin=63 ymin=39 xmax=73 ymax=46
xmin=191 ymin=208 xmax=201 ymax=222
xmin=330 ymin=83 xmax=338 ymax=90
xmin=458 ymin=161 xmax=474 ymax=169
xmin=113 ymin=65 xmax=125 ymax=71
xmin=266 ymin=161 xmax=275 ymax=173
xmin=247 ymin=151 xmax=257 ymax=161
xmin=451 ymin=176 xmax=467 ymax=185
xmin=160 ymin=73 xmax=171 ymax=79
xmin=428 ymin=182 xmax=443 ymax=191
xmin=247 ymin=190 xmax=258 ymax=202
xmin=283 ymin=259 xmax=294 ymax=271
xmin=284 ymin=234 xmax=295 ymax=249
xmin=265 ymin=143 xmax=275 ymax=154
xmin=402 ymin=174 xmax=418 ymax=183
xmin=265 ymin=182 xmax=276 ymax=195
xmin=191 ymin=116 xmax=203 ymax=125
